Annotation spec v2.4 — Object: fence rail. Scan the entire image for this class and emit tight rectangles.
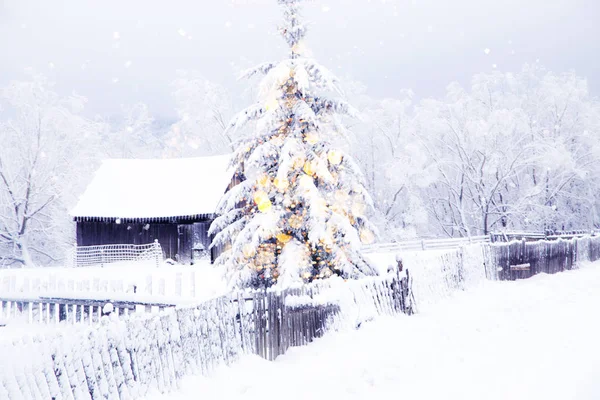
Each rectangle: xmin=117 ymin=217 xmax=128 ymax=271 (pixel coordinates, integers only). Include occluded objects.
xmin=364 ymin=235 xmax=490 ymax=253
xmin=0 ymin=264 xmax=224 ymax=316
xmin=489 ymin=230 xmax=595 ymax=243
xmin=0 ymin=295 xmax=179 ymax=326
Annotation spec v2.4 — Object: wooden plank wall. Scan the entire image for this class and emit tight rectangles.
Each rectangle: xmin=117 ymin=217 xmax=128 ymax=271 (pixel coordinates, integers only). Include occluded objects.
xmin=77 ymin=222 xmax=179 ymax=260
xmin=76 ymin=221 xmax=219 ymax=264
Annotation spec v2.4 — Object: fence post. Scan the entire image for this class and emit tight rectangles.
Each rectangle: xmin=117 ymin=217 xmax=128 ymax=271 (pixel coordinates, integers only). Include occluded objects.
xmin=154 ymin=240 xmax=161 ymax=268
xmin=421 ymin=240 xmax=425 ymax=250
xmin=175 ymin=273 xmax=182 ymax=297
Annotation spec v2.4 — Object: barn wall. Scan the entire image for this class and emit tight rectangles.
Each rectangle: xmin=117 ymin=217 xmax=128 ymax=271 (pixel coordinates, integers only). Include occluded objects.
xmin=76 ymin=219 xmax=222 ymax=264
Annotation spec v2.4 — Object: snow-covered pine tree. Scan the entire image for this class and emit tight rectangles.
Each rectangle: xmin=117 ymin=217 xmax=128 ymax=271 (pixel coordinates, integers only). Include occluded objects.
xmin=210 ymin=0 xmax=378 ymax=289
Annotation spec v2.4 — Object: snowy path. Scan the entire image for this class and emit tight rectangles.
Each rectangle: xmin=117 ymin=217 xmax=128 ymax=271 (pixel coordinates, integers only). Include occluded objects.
xmin=151 ymin=263 xmax=600 ymax=400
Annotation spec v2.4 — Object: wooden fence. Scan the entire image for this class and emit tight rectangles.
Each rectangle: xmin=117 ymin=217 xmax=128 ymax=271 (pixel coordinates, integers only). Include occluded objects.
xmin=363 ymin=235 xmax=490 ymax=253
xmin=486 ymin=235 xmax=600 ymax=281
xmin=0 ymin=264 xmax=225 ymax=311
xmin=0 ymin=296 xmax=178 ymax=325
xmin=0 ymin=272 xmax=412 ymax=399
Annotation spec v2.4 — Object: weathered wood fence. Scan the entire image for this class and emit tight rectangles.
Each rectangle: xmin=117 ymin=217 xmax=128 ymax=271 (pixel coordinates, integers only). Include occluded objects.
xmin=486 ymin=235 xmax=600 ymax=281
xmin=0 ymin=272 xmax=412 ymax=399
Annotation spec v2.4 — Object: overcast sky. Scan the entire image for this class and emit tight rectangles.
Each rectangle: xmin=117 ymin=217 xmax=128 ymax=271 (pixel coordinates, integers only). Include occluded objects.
xmin=0 ymin=0 xmax=598 ymax=120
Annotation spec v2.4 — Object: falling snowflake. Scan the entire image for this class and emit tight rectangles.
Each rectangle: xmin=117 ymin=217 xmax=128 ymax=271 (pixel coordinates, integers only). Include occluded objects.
xmin=124 ymin=60 xmax=132 ymax=68
xmin=322 ymin=5 xmax=331 ymax=12
xmin=113 ymin=31 xmax=120 ymax=40
xmin=178 ymin=28 xmax=186 ymax=37
xmin=484 ymin=48 xmax=491 ymax=55
xmin=225 ymin=21 xmax=232 ymax=28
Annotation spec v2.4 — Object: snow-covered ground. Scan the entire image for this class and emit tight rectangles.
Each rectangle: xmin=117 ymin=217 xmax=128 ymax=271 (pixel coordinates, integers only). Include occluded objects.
xmin=150 ymin=262 xmax=600 ymax=400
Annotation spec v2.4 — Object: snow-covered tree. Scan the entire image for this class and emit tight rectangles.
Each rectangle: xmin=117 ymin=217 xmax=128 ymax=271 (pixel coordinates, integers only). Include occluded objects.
xmin=415 ymin=65 xmax=600 ymax=236
xmin=105 ymin=103 xmax=162 ymax=159
xmin=0 ymin=75 xmax=103 ymax=267
xmin=348 ymin=88 xmax=434 ymax=240
xmin=164 ymin=71 xmax=236 ymax=157
xmin=210 ymin=0 xmax=378 ymax=288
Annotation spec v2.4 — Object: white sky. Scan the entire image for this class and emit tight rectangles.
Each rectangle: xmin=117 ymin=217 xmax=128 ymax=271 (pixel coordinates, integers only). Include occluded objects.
xmin=0 ymin=0 xmax=597 ymax=120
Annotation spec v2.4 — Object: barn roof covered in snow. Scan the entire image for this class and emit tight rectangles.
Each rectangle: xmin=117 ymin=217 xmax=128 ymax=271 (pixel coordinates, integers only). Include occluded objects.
xmin=71 ymin=155 xmax=233 ymax=222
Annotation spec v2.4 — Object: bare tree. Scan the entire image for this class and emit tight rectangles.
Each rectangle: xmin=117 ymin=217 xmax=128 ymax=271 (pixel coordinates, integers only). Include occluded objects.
xmin=0 ymin=75 xmax=103 ymax=267
xmin=164 ymin=70 xmax=238 ymax=157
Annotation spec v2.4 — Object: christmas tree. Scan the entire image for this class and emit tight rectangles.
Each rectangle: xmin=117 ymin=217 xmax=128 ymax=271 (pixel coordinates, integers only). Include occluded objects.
xmin=210 ymin=0 xmax=378 ymax=289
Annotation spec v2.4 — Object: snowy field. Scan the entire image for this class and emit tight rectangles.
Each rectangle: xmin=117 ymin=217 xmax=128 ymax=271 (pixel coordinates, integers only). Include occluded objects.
xmin=150 ymin=262 xmax=600 ymax=400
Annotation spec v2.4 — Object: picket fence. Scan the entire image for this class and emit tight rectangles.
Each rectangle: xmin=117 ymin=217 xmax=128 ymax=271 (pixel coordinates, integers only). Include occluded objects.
xmin=0 ymin=264 xmax=225 ymax=316
xmin=0 ymin=296 xmax=178 ymax=326
xmin=0 ymin=272 xmax=412 ymax=399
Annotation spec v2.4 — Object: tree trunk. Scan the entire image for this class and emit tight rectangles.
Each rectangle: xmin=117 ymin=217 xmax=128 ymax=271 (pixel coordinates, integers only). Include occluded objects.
xmin=17 ymin=238 xmax=35 ymax=267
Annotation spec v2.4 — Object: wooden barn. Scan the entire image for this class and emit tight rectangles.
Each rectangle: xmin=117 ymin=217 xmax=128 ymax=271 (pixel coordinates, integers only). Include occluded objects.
xmin=70 ymin=155 xmax=237 ymax=264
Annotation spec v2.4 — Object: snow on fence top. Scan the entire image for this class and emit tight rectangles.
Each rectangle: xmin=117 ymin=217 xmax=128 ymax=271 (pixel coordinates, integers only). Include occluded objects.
xmin=70 ymin=154 xmax=233 ymax=220
xmin=363 ymin=235 xmax=490 ymax=254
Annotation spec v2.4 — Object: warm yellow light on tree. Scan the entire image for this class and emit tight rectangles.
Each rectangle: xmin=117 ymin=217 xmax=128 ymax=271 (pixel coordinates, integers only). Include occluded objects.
xmin=274 ymin=177 xmax=289 ymax=191
xmin=327 ymin=150 xmax=343 ymax=165
xmin=253 ymin=191 xmax=273 ymax=213
xmin=243 ymin=244 xmax=256 ymax=258
xmin=253 ymin=190 xmax=268 ymax=205
xmin=257 ymin=174 xmax=270 ymax=187
xmin=352 ymin=199 xmax=366 ymax=216
xmin=289 ymin=214 xmax=303 ymax=229
xmin=293 ymin=156 xmax=306 ymax=170
xmin=321 ymin=268 xmax=333 ymax=278
xmin=304 ymin=132 xmax=319 ymax=145
xmin=298 ymin=174 xmax=314 ymax=191
xmin=276 ymin=233 xmax=292 ymax=244
xmin=258 ymin=200 xmax=272 ymax=213
xmin=360 ymin=229 xmax=375 ymax=244
xmin=303 ymin=161 xmax=316 ymax=176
